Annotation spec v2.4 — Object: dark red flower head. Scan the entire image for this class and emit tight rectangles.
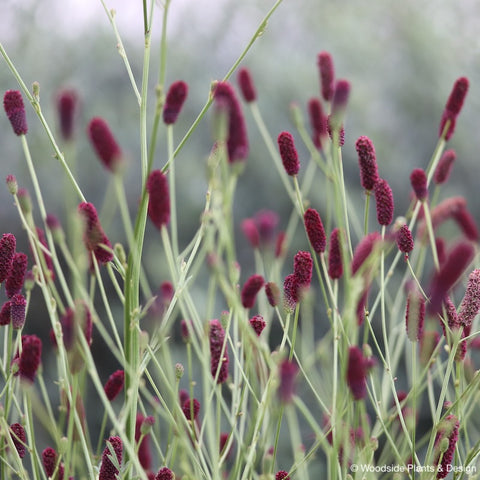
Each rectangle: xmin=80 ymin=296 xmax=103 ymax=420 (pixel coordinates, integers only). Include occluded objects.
xmin=156 ymin=467 xmax=174 ymax=480
xmin=10 ymin=293 xmax=26 ymax=330
xmin=355 ymin=136 xmax=379 ymax=191
xmin=396 ymin=224 xmax=414 ymax=256
xmin=56 ymin=89 xmax=78 ymax=140
xmin=87 ymin=117 xmax=122 ymax=172
xmin=439 ymin=77 xmax=469 ymax=141
xmin=317 ymin=51 xmax=335 ymax=102
xmin=276 ymin=470 xmax=291 ymax=480
xmin=304 ymin=207 xmax=326 ymax=253
xmin=307 ymin=98 xmax=327 ymax=149
xmin=346 ymin=346 xmax=375 ymax=400
xmin=0 ymin=233 xmax=16 ymax=283
xmin=213 ymin=82 xmax=249 ymax=163
xmin=330 ymin=79 xmax=350 ymax=129
xmin=209 ymin=319 xmax=229 ymax=383
xmin=99 ymin=436 xmax=123 ymax=480
xmin=10 ymin=423 xmax=26 ymax=458
xmin=277 ymin=131 xmax=300 ymax=176
xmin=278 ymin=359 xmax=298 ymax=404
xmin=249 ymin=314 xmax=266 ymax=336
xmin=237 ymin=68 xmax=257 ymax=103
xmin=5 ymin=252 xmax=28 ymax=298
xmin=78 ymin=202 xmax=113 ymax=265
xmin=241 ymin=274 xmax=264 ymax=309
xmin=14 ymin=334 xmax=42 ymax=383
xmin=104 ymin=369 xmax=124 ymax=401
xmin=434 ymin=149 xmax=456 ymax=185
xmin=328 ymin=228 xmax=343 ymax=280
xmin=283 ymin=274 xmax=298 ymax=312
xmin=42 ymin=447 xmax=61 ymax=478
xmin=147 ymin=170 xmax=170 ymax=230
xmin=457 ymin=268 xmax=480 ymax=327
xmin=265 ymin=281 xmax=281 ymax=307
xmin=293 ymin=250 xmax=313 ymax=293
xmin=163 ymin=80 xmax=188 ymax=125
xmin=374 ymin=178 xmax=394 ymax=226
xmin=3 ymin=90 xmax=28 ymax=135
xmin=0 ymin=301 xmax=11 ymax=326
xmin=410 ymin=168 xmax=428 ymax=201
xmin=182 ymin=397 xmax=201 ymax=421
xmin=351 ymin=231 xmax=381 ymax=275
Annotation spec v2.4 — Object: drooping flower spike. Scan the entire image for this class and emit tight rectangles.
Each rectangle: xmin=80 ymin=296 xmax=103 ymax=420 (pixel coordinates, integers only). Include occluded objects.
xmin=163 ymin=80 xmax=188 ymax=125
xmin=104 ymin=370 xmax=125 ymax=401
xmin=3 ymin=90 xmax=28 ymax=136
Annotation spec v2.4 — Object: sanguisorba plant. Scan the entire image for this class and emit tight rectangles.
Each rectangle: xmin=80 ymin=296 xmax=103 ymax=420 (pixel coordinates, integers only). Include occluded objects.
xmin=1 ymin=1 xmax=480 ymax=479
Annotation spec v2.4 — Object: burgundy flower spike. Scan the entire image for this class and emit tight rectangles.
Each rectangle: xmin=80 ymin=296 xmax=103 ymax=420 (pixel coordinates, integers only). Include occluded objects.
xmin=3 ymin=90 xmax=28 ymax=135
xmin=87 ymin=117 xmax=122 ymax=172
xmin=209 ymin=319 xmax=229 ymax=383
xmin=237 ymin=67 xmax=257 ymax=103
xmin=317 ymin=51 xmax=335 ymax=102
xmin=147 ymin=170 xmax=171 ymax=230
xmin=277 ymin=131 xmax=300 ymax=176
xmin=99 ymin=436 xmax=123 ymax=480
xmin=56 ymin=89 xmax=78 ymax=140
xmin=304 ymin=207 xmax=326 ymax=254
xmin=355 ymin=136 xmax=379 ymax=191
xmin=163 ymin=80 xmax=188 ymax=125
xmin=439 ymin=77 xmax=469 ymax=141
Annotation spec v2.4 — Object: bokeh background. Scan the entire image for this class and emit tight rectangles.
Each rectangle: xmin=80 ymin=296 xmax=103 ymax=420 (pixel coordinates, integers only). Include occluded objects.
xmin=2 ymin=0 xmax=480 ymax=473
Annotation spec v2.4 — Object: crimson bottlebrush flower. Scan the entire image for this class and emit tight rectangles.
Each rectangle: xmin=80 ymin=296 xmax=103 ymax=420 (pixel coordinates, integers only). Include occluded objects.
xmin=351 ymin=231 xmax=382 ymax=275
xmin=42 ymin=447 xmax=63 ymax=479
xmin=265 ymin=281 xmax=280 ymax=307
xmin=135 ymin=414 xmax=152 ymax=470
xmin=277 ymin=131 xmax=300 ymax=176
xmin=10 ymin=293 xmax=26 ymax=330
xmin=330 ymin=79 xmax=350 ymax=129
xmin=99 ymin=436 xmax=123 ymax=480
xmin=328 ymin=228 xmax=343 ymax=279
xmin=104 ymin=370 xmax=125 ymax=401
xmin=283 ymin=274 xmax=298 ymax=312
xmin=307 ymin=98 xmax=327 ymax=149
xmin=346 ymin=346 xmax=374 ymax=400
xmin=434 ymin=149 xmax=456 ymax=185
xmin=428 ymin=240 xmax=475 ymax=315
xmin=5 ymin=252 xmax=28 ymax=299
xmin=213 ymin=81 xmax=249 ymax=163
xmin=56 ymin=89 xmax=78 ymax=140
xmin=241 ymin=274 xmax=264 ymax=308
xmin=396 ymin=224 xmax=414 ymax=257
xmin=405 ymin=290 xmax=425 ymax=342
xmin=3 ymin=90 xmax=28 ymax=135
xmin=0 ymin=233 xmax=16 ymax=283
xmin=452 ymin=205 xmax=479 ymax=241
xmin=317 ymin=51 xmax=335 ymax=102
xmin=304 ymin=208 xmax=326 ymax=254
xmin=163 ymin=80 xmax=188 ymax=125
xmin=237 ymin=68 xmax=256 ymax=103
xmin=434 ymin=415 xmax=459 ymax=479
xmin=276 ymin=471 xmax=291 ymax=480
xmin=147 ymin=170 xmax=170 ymax=229
xmin=14 ymin=334 xmax=42 ymax=383
xmin=293 ymin=250 xmax=313 ymax=293
xmin=156 ymin=467 xmax=174 ymax=480
xmin=9 ymin=423 xmax=26 ymax=458
xmin=249 ymin=314 xmax=266 ymax=336
xmin=87 ymin=117 xmax=122 ymax=172
xmin=457 ymin=269 xmax=480 ymax=327
xmin=241 ymin=218 xmax=260 ymax=248
xmin=374 ymin=178 xmax=394 ymax=226
xmin=78 ymin=202 xmax=113 ymax=265
xmin=439 ymin=77 xmax=469 ymax=141
xmin=278 ymin=359 xmax=298 ymax=404
xmin=355 ymin=136 xmax=379 ymax=191
xmin=209 ymin=319 xmax=229 ymax=383
xmin=182 ymin=397 xmax=200 ymax=421
xmin=410 ymin=168 xmax=428 ymax=201
xmin=0 ymin=301 xmax=11 ymax=326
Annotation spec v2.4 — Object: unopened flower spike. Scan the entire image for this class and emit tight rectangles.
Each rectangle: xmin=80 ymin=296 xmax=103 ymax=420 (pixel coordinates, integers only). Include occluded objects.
xmin=265 ymin=281 xmax=280 ymax=307
xmin=304 ymin=208 xmax=326 ymax=254
xmin=3 ymin=90 xmax=28 ymax=136
xmin=374 ymin=178 xmax=394 ymax=226
xmin=87 ymin=117 xmax=122 ymax=172
xmin=405 ymin=289 xmax=425 ymax=342
xmin=163 ymin=80 xmax=188 ymax=125
xmin=277 ymin=131 xmax=300 ymax=176
xmin=147 ymin=169 xmax=170 ymax=230
xmin=104 ymin=370 xmax=124 ymax=401
xmin=434 ymin=415 xmax=459 ymax=479
xmin=434 ymin=149 xmax=456 ymax=185
xmin=328 ymin=228 xmax=343 ymax=280
xmin=355 ymin=136 xmax=379 ymax=191
xmin=241 ymin=274 xmax=264 ymax=309
xmin=396 ymin=224 xmax=414 ymax=259
xmin=237 ymin=67 xmax=257 ymax=103
xmin=330 ymin=79 xmax=350 ymax=129
xmin=307 ymin=98 xmax=327 ymax=149
xmin=410 ymin=168 xmax=428 ymax=202
xmin=439 ymin=77 xmax=469 ymax=141
xmin=56 ymin=88 xmax=78 ymax=140
xmin=317 ymin=51 xmax=335 ymax=102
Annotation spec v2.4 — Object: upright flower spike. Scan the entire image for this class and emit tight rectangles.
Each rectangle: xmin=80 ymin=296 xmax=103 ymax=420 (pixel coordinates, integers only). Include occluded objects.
xmin=249 ymin=314 xmax=266 ymax=336
xmin=278 ymin=359 xmax=299 ymax=404
xmin=317 ymin=51 xmax=335 ymax=102
xmin=396 ymin=224 xmax=414 ymax=258
xmin=438 ymin=77 xmax=469 ymax=141
xmin=405 ymin=290 xmax=425 ymax=342
xmin=3 ymin=90 xmax=28 ymax=135
xmin=0 ymin=233 xmax=16 ymax=283
xmin=374 ymin=178 xmax=394 ymax=226
xmin=237 ymin=67 xmax=257 ymax=103
xmin=265 ymin=281 xmax=280 ymax=307
xmin=355 ymin=136 xmax=379 ymax=191
xmin=307 ymin=98 xmax=327 ymax=149
xmin=328 ymin=228 xmax=343 ymax=280
xmin=434 ymin=149 xmax=456 ymax=185
xmin=99 ymin=436 xmax=123 ymax=480
xmin=351 ymin=231 xmax=382 ymax=275
xmin=14 ymin=334 xmax=42 ymax=383
xmin=255 ymin=210 xmax=279 ymax=244
xmin=104 ymin=370 xmax=125 ymax=401
xmin=304 ymin=208 xmax=326 ymax=254
xmin=9 ymin=423 xmax=26 ymax=458
xmin=452 ymin=206 xmax=479 ymax=242
xmin=0 ymin=301 xmax=11 ymax=326
xmin=87 ymin=117 xmax=122 ymax=172
xmin=276 ymin=471 xmax=291 ymax=480
xmin=146 ymin=170 xmax=170 ymax=230
xmin=209 ymin=319 xmax=229 ymax=383
xmin=457 ymin=269 xmax=480 ymax=327
xmin=163 ymin=80 xmax=188 ymax=125
xmin=5 ymin=252 xmax=28 ymax=298
xmin=213 ymin=81 xmax=249 ymax=163
xmin=410 ymin=168 xmax=428 ymax=201
xmin=283 ymin=274 xmax=298 ymax=312
xmin=10 ymin=293 xmax=26 ymax=330
xmin=293 ymin=251 xmax=313 ymax=295
xmin=346 ymin=346 xmax=375 ymax=400
xmin=330 ymin=79 xmax=350 ymax=129
xmin=42 ymin=447 xmax=63 ymax=479
xmin=56 ymin=88 xmax=78 ymax=141
xmin=434 ymin=415 xmax=459 ymax=479
xmin=241 ymin=218 xmax=260 ymax=249
xmin=78 ymin=202 xmax=113 ymax=265
xmin=156 ymin=467 xmax=174 ymax=480
xmin=241 ymin=274 xmax=264 ymax=309
xmin=182 ymin=397 xmax=200 ymax=421
xmin=277 ymin=131 xmax=300 ymax=176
